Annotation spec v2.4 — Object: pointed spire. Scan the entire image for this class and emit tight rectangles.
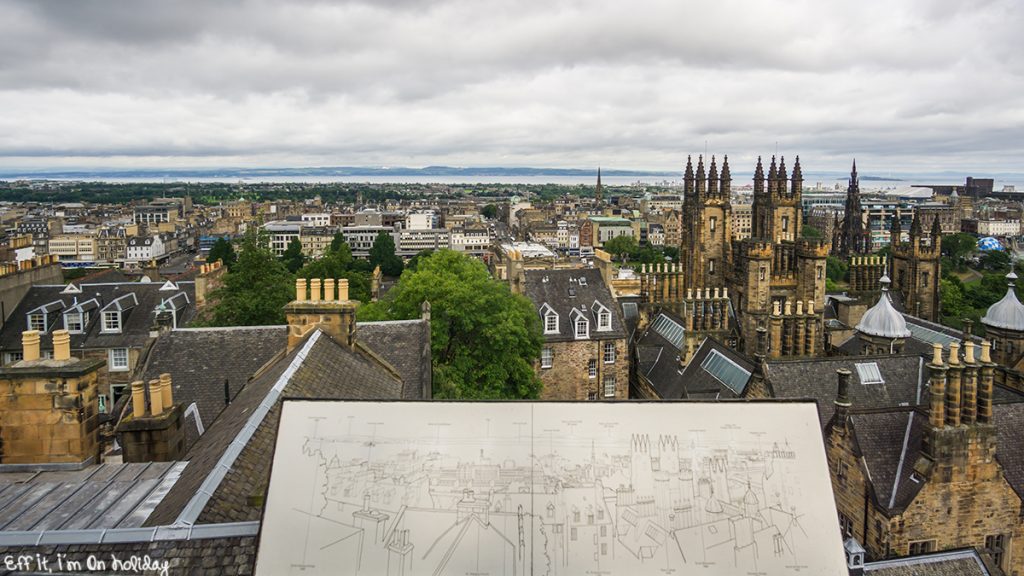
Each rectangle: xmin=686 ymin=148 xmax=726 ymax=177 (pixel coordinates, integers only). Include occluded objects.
xmin=754 ymin=156 xmax=764 ymax=179
xmin=696 ymin=155 xmax=706 ymax=179
xmin=792 ymin=155 xmax=802 ymax=179
xmin=778 ymin=156 xmax=788 ymax=181
xmin=931 ymin=212 xmax=942 ymax=238
xmin=721 ymin=155 xmax=731 ymax=180
xmin=768 ymin=155 xmax=778 ymax=179
xmin=708 ymin=155 xmax=718 ymax=179
xmin=684 ymin=155 xmax=694 ymax=179
xmin=910 ymin=210 xmax=922 ymax=239
xmin=850 ymin=159 xmax=859 ymax=186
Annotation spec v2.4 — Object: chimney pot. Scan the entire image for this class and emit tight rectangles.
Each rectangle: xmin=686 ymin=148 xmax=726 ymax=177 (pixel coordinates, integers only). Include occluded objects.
xmin=160 ymin=373 xmax=173 ymax=407
xmin=948 ymin=342 xmax=960 ymax=366
xmin=310 ymin=278 xmax=323 ymax=301
xmin=931 ymin=342 xmax=943 ymax=366
xmin=324 ymin=278 xmax=336 ymax=302
xmin=807 ymin=300 xmax=815 ymax=314
xmin=796 ymin=300 xmax=803 ymax=315
xmin=131 ymin=380 xmax=146 ymax=419
xmin=52 ymin=329 xmax=71 ymax=361
xmin=148 ymin=378 xmax=164 ymax=415
xmin=964 ymin=342 xmax=976 ymax=364
xmin=981 ymin=340 xmax=992 ymax=363
xmin=21 ymin=330 xmax=40 ymax=362
xmin=339 ymin=279 xmax=349 ymax=301
xmin=295 ymin=278 xmax=307 ymax=302
xmin=784 ymin=301 xmax=792 ymax=316
xmin=835 ymin=368 xmax=852 ymax=405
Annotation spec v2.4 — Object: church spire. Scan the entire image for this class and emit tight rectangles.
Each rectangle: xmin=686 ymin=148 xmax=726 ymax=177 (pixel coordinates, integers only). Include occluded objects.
xmin=595 ymin=166 xmax=602 ymax=204
xmin=708 ymin=155 xmax=719 ymax=196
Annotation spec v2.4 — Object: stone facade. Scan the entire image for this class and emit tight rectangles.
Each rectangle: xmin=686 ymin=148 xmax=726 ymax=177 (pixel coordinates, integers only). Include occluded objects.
xmin=890 ymin=213 xmax=942 ymax=323
xmin=537 ymin=338 xmax=629 ymax=400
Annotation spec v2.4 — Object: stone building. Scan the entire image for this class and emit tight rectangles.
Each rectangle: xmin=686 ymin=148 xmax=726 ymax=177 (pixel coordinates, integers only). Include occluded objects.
xmin=980 ymin=272 xmax=1024 ymax=390
xmin=522 ymin=268 xmax=629 ymax=400
xmin=825 ymin=342 xmax=1024 ymax=575
xmin=889 ymin=211 xmax=942 ymax=323
xmin=833 ymin=161 xmax=871 ymax=258
xmin=679 ymin=155 xmax=732 ymax=292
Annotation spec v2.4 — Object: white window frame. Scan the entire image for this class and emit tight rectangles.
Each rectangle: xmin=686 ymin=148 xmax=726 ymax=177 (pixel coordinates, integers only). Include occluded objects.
xmin=574 ymin=318 xmax=589 ymax=340
xmin=64 ymin=312 xmax=84 ymax=333
xmin=588 ymin=359 xmax=597 ymax=379
xmin=27 ymin=312 xmax=46 ymax=333
xmin=598 ymin=311 xmax=611 ymax=331
xmin=4 ymin=351 xmax=24 ymax=365
xmin=603 ymin=341 xmax=616 ymax=364
xmin=545 ymin=311 xmax=558 ymax=334
xmin=102 ymin=311 xmax=121 ymax=333
xmin=541 ymin=348 xmax=553 ymax=369
xmin=603 ymin=375 xmax=616 ymax=398
xmin=108 ymin=348 xmax=130 ymax=372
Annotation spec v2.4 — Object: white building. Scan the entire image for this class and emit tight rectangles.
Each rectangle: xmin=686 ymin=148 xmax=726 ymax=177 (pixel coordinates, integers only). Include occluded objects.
xmin=301 ymin=213 xmax=332 ymax=228
xmin=449 ymin=227 xmax=492 ymax=257
xmin=398 ymin=228 xmax=450 ymax=257
xmin=126 ymin=235 xmax=166 ymax=262
xmin=342 ymin=225 xmax=397 ymax=258
xmin=48 ymin=234 xmax=97 ymax=262
xmin=977 ymin=220 xmax=1021 ymax=237
xmin=263 ymin=221 xmax=302 ymax=256
xmin=406 ymin=211 xmax=438 ymax=231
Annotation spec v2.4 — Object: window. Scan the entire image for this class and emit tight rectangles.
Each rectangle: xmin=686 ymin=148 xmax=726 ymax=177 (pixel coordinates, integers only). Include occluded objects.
xmin=598 ymin=311 xmax=611 ymax=331
xmin=603 ymin=375 xmax=616 ymax=398
xmin=588 ymin=391 xmax=597 ymax=400
xmin=27 ymin=313 xmax=45 ymax=332
xmin=4 ymin=351 xmax=23 ymax=365
xmin=855 ymin=362 xmax=885 ymax=385
xmin=986 ymin=534 xmax=1008 ymax=568
xmin=838 ymin=513 xmax=853 ymax=538
xmin=709 ymin=216 xmax=717 ymax=234
xmin=759 ymin=267 xmax=766 ymax=281
xmin=588 ymin=359 xmax=597 ymax=378
xmin=541 ymin=348 xmax=553 ymax=369
xmin=837 ymin=460 xmax=849 ymax=487
xmin=109 ymin=348 xmax=129 ymax=372
xmin=102 ymin=311 xmax=121 ymax=333
xmin=782 ymin=215 xmax=790 ymax=232
xmin=603 ymin=342 xmax=616 ymax=364
xmin=817 ymin=266 xmax=823 ymax=280
xmin=908 ymin=540 xmax=935 ymax=556
xmin=575 ymin=318 xmax=589 ymax=339
xmin=545 ymin=312 xmax=558 ymax=334
xmin=709 ymin=259 xmax=715 ymax=274
xmin=65 ymin=312 xmax=84 ymax=333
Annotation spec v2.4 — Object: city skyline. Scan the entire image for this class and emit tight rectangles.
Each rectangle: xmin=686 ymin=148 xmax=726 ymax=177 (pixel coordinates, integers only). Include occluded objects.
xmin=1 ymin=0 xmax=1022 ymax=173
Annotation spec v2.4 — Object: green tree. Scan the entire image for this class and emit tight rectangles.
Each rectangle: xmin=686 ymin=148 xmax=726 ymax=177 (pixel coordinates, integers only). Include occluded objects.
xmin=661 ymin=246 xmax=679 ymax=262
xmin=207 ymin=237 xmax=237 ymax=270
xmin=802 ymin=225 xmax=823 ymax=239
xmin=370 ymin=231 xmax=404 ymax=276
xmin=358 ymin=250 xmax=543 ymax=399
xmin=281 ymin=238 xmax=306 ymax=273
xmin=826 ymin=256 xmax=849 ymax=283
xmin=942 ymin=232 xmax=977 ymax=270
xmin=980 ymin=250 xmax=1011 ymax=272
xmin=406 ymin=249 xmax=435 ymax=272
xmin=207 ymin=229 xmax=294 ymax=326
xmin=481 ymin=204 xmax=498 ymax=219
xmin=603 ymin=235 xmax=638 ymax=261
xmin=329 ymin=232 xmax=348 ymax=254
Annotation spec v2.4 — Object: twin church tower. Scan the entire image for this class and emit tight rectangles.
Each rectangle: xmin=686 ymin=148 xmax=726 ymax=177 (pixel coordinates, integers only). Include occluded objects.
xmin=640 ymin=154 xmax=938 ymax=360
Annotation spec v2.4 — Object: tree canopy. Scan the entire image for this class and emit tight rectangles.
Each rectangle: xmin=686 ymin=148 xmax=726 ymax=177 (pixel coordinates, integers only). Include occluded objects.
xmin=281 ymin=238 xmax=306 ymax=273
xmin=370 ymin=231 xmax=404 ymax=277
xmin=206 ymin=229 xmax=294 ymax=326
xmin=207 ymin=237 xmax=237 ymax=270
xmin=358 ymin=250 xmax=543 ymax=399
xmin=481 ymin=204 xmax=498 ymax=219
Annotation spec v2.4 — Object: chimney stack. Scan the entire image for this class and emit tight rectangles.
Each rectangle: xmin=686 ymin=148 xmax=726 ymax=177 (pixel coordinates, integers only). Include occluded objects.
xmin=52 ymin=329 xmax=71 ymax=361
xmin=21 ymin=330 xmax=40 ymax=362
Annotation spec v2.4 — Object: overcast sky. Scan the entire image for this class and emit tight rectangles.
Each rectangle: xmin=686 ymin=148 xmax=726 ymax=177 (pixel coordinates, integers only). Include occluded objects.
xmin=1 ymin=0 xmax=1022 ymax=173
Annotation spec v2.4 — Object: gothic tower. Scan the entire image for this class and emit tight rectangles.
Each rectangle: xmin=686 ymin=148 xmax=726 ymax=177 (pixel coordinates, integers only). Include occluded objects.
xmin=835 ymin=160 xmax=871 ymax=257
xmin=680 ymin=155 xmax=733 ymax=291
xmin=890 ymin=212 xmax=942 ymax=322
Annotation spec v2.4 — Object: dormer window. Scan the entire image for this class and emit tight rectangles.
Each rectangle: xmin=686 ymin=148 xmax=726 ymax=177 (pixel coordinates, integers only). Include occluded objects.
xmin=598 ymin=311 xmax=611 ymax=331
xmin=64 ymin=312 xmax=84 ymax=333
xmin=27 ymin=313 xmax=45 ymax=332
xmin=102 ymin=311 xmax=121 ymax=332
xmin=540 ymin=303 xmax=559 ymax=335
xmin=575 ymin=317 xmax=589 ymax=339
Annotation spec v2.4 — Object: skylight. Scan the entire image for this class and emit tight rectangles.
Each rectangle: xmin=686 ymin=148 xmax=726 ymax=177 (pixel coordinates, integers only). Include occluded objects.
xmin=700 ymin=349 xmax=751 ymax=394
xmin=855 ymin=362 xmax=885 ymax=385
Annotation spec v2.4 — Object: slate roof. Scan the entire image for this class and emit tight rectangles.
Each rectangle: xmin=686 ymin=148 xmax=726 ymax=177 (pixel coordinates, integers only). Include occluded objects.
xmin=145 ymin=329 xmax=407 ymax=527
xmin=0 ymin=281 xmax=196 ymax=353
xmin=994 ymin=402 xmax=1024 ymax=500
xmin=847 ymin=407 xmax=927 ymax=512
xmin=764 ymin=354 xmax=926 ymax=428
xmin=523 ymin=268 xmax=626 ymax=342
xmin=0 ymin=462 xmax=186 ymax=532
xmin=677 ymin=337 xmax=753 ymax=399
xmin=141 ymin=326 xmax=288 ymax=447
xmin=358 ymin=319 xmax=431 ymax=400
xmin=864 ymin=547 xmax=1002 ymax=575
